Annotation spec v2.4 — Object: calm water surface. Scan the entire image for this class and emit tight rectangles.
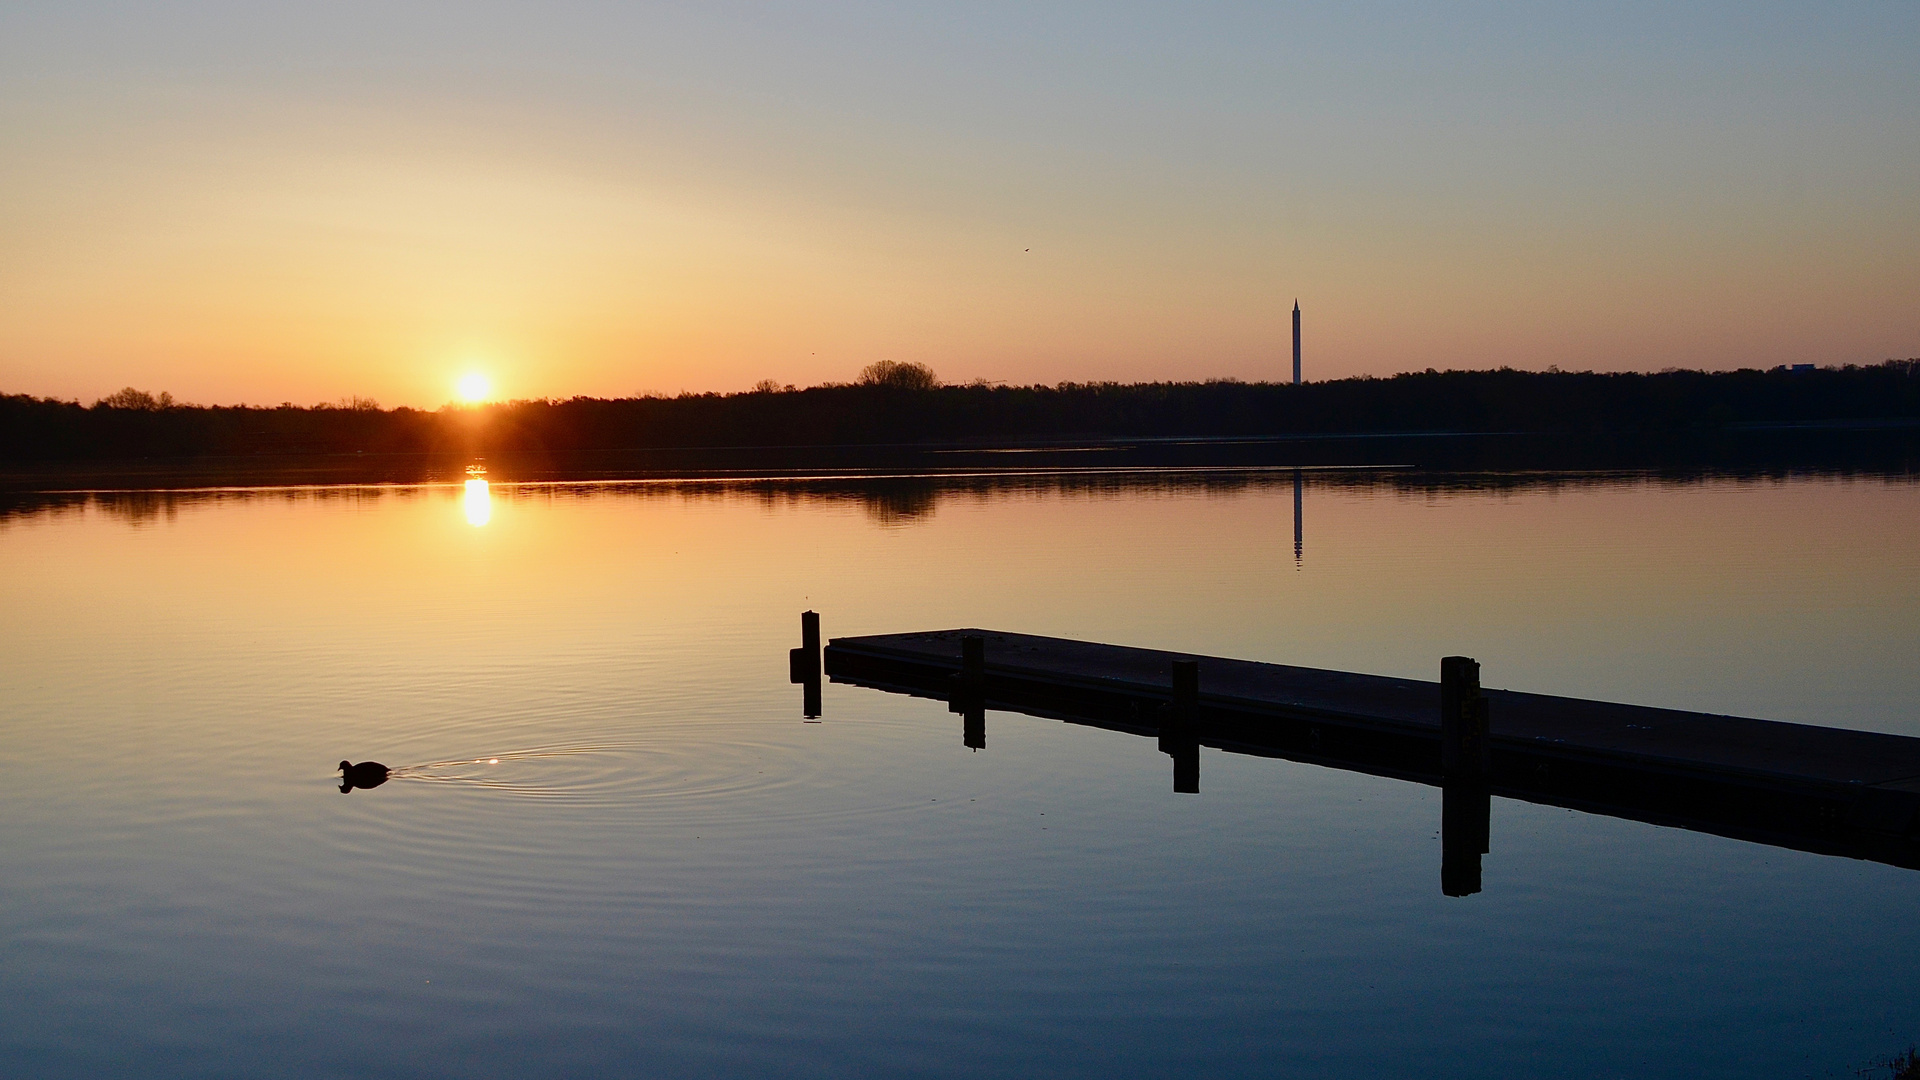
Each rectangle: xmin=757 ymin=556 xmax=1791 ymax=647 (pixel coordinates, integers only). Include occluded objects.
xmin=3 ymin=470 xmax=1918 ymax=1078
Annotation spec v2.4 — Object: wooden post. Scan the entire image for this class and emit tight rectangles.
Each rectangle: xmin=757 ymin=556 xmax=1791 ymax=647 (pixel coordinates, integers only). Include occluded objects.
xmin=1440 ymin=655 xmax=1490 ymax=780
xmin=1171 ymin=659 xmax=1199 ymax=727
xmin=1439 ymin=655 xmax=1490 ymax=893
xmin=961 ymin=634 xmax=985 ymax=687
xmin=791 ymin=611 xmax=822 ymax=719
xmin=790 ymin=611 xmax=822 ymax=684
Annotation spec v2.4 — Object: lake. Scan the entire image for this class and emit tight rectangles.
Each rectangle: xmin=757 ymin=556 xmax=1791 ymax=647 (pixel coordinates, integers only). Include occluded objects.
xmin=2 ymin=467 xmax=1917 ymax=1078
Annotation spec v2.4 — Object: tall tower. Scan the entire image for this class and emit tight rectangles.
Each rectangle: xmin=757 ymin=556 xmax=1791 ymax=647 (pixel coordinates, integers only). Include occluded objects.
xmin=1292 ymin=299 xmax=1301 ymax=385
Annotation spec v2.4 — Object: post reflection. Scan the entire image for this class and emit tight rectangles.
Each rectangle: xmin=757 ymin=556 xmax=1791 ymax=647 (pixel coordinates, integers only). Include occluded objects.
xmin=463 ymin=479 xmax=492 ymax=527
xmin=1159 ymin=659 xmax=1201 ymax=793
xmin=962 ymin=706 xmax=985 ymax=750
xmin=950 ymin=634 xmax=986 ymax=749
xmin=949 ymin=693 xmax=986 ymax=749
xmin=1159 ymin=732 xmax=1199 ymax=794
xmin=1442 ymin=781 xmax=1492 ymax=897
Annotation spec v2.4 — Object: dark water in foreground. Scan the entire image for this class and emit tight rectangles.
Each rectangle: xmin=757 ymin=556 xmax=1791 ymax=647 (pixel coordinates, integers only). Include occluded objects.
xmin=2 ymin=470 xmax=1918 ymax=1078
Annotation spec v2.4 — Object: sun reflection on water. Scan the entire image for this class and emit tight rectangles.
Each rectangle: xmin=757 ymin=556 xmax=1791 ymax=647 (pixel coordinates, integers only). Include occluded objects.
xmin=463 ymin=479 xmax=491 ymax=527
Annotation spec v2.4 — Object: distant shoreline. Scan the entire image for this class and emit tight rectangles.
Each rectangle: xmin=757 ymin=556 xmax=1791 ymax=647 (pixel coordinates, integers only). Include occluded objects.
xmin=2 ymin=425 xmax=1916 ymax=498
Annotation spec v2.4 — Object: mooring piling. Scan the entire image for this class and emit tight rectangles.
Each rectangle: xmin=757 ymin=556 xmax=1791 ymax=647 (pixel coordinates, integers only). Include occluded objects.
xmin=1171 ymin=659 xmax=1199 ymax=726
xmin=791 ymin=610 xmax=823 ymax=719
xmin=802 ymin=610 xmax=821 ymax=661
xmin=1439 ymin=655 xmax=1492 ymax=892
xmin=1441 ymin=655 xmax=1490 ymax=781
xmin=961 ymin=634 xmax=985 ymax=688
xmin=791 ymin=611 xmax=822 ymax=682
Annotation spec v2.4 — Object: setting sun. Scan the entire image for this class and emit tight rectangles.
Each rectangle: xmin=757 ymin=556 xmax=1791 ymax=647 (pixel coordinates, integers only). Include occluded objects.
xmin=456 ymin=373 xmax=492 ymax=403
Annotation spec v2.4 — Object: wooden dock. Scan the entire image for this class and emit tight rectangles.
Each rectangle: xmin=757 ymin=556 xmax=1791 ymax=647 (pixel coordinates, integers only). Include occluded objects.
xmin=820 ymin=628 xmax=1920 ymax=879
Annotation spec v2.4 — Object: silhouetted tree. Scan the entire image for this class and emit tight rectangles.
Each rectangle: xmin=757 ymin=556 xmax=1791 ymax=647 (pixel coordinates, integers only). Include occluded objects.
xmin=858 ymin=360 xmax=939 ymax=390
xmin=94 ymin=388 xmax=174 ymax=410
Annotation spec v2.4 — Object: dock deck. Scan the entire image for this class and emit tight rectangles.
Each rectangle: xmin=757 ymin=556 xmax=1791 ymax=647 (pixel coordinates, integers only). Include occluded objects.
xmin=823 ymin=628 xmax=1920 ymax=873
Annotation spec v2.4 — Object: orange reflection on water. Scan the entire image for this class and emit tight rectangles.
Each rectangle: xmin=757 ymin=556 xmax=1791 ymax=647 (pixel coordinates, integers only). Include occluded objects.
xmin=464 ymin=479 xmax=492 ymax=527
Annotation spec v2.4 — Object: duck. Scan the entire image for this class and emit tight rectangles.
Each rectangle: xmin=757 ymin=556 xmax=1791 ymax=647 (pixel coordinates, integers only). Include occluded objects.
xmin=338 ymin=760 xmax=391 ymax=792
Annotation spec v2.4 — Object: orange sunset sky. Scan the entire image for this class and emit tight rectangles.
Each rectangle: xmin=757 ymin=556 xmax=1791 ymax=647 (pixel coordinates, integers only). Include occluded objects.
xmin=2 ymin=2 xmax=1916 ymax=409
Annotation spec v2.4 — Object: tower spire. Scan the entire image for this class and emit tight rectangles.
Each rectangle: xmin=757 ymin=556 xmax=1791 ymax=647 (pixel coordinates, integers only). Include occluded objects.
xmin=1291 ymin=299 xmax=1302 ymax=385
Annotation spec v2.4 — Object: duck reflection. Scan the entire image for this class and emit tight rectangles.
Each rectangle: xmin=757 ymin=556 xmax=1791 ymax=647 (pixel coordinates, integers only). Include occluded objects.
xmin=338 ymin=759 xmax=390 ymax=793
xmin=463 ymin=478 xmax=491 ymax=527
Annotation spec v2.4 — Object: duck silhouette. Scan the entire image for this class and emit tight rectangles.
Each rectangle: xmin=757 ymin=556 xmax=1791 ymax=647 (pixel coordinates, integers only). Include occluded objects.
xmin=338 ymin=760 xmax=390 ymax=793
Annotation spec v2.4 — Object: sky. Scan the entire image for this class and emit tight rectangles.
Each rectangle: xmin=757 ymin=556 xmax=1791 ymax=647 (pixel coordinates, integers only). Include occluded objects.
xmin=1 ymin=2 xmax=1916 ymax=408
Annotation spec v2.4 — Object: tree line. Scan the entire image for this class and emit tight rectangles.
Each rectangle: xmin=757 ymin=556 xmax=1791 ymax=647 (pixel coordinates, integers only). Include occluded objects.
xmin=3 ymin=361 xmax=1917 ymax=462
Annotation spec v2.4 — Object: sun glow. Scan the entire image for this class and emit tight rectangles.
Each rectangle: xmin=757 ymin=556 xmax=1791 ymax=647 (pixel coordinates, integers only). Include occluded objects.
xmin=456 ymin=372 xmax=492 ymax=403
xmin=463 ymin=479 xmax=492 ymax=527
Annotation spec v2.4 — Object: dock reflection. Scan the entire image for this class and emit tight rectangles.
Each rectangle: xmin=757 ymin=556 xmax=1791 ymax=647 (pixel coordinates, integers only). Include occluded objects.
xmin=823 ymin=650 xmax=1920 ymax=897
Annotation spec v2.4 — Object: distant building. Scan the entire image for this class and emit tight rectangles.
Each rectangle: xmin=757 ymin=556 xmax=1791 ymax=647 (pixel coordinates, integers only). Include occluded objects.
xmin=1292 ymin=300 xmax=1302 ymax=385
